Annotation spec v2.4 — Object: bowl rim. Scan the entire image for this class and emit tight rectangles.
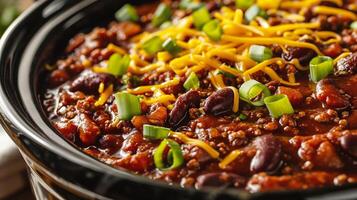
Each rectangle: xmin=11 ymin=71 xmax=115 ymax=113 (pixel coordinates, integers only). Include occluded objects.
xmin=0 ymin=1 xmax=356 ymax=199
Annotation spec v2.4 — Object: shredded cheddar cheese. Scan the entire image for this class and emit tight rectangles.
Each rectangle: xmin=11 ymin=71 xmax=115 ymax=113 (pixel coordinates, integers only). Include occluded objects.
xmin=219 ymin=150 xmax=242 ymax=169
xmin=63 ymin=0 xmax=357 ymax=175
xmin=95 ymin=84 xmax=113 ymax=107
xmin=170 ymin=132 xmax=220 ymax=159
xmin=127 ymin=78 xmax=180 ymax=94
xmin=221 ymin=35 xmax=323 ymax=55
xmin=107 ymin=43 xmax=126 ymax=55
xmin=313 ymin=6 xmax=357 ymax=20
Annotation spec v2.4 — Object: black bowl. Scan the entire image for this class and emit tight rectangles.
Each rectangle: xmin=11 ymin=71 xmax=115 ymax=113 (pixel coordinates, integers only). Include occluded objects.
xmin=0 ymin=1 xmax=356 ymax=199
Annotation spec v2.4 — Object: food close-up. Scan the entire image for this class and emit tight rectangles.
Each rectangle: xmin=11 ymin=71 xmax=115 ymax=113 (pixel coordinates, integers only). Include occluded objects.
xmin=41 ymin=0 xmax=357 ymax=192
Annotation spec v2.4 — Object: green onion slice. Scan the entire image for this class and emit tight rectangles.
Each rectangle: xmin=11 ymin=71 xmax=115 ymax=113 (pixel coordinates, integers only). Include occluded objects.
xmin=179 ymin=0 xmax=204 ymax=11
xmin=192 ymin=7 xmax=211 ymax=30
xmin=249 ymin=45 xmax=273 ymax=63
xmin=154 ymin=139 xmax=184 ymax=170
xmin=245 ymin=5 xmax=267 ymax=22
xmin=235 ymin=0 xmax=254 ymax=10
xmin=160 ymin=21 xmax=172 ymax=29
xmin=239 ymin=113 xmax=247 ymax=120
xmin=264 ymin=94 xmax=294 ymax=118
xmin=115 ymin=4 xmax=139 ymax=22
xmin=309 ymin=56 xmax=333 ymax=83
xmin=142 ymin=36 xmax=164 ymax=55
xmin=152 ymin=3 xmax=172 ymax=27
xmin=162 ymin=38 xmax=182 ymax=55
xmin=114 ymin=92 xmax=141 ymax=120
xmin=239 ymin=80 xmax=271 ymax=106
xmin=202 ymin=20 xmax=222 ymax=41
xmin=183 ymin=72 xmax=200 ymax=90
xmin=143 ymin=124 xmax=170 ymax=140
xmin=351 ymin=21 xmax=357 ymax=30
xmin=107 ymin=54 xmax=130 ymax=76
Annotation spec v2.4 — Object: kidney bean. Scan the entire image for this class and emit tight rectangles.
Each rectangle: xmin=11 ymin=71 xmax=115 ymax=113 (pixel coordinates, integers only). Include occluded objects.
xmin=204 ymin=88 xmax=234 ymax=116
xmin=282 ymin=47 xmax=317 ymax=66
xmin=195 ymin=172 xmax=246 ymax=189
xmin=340 ymin=134 xmax=357 ymax=158
xmin=169 ymin=90 xmax=201 ymax=127
xmin=316 ymin=79 xmax=350 ymax=110
xmin=250 ymin=134 xmax=282 ymax=173
xmin=99 ymin=134 xmax=123 ymax=154
xmin=70 ymin=71 xmax=116 ymax=94
xmin=335 ymin=52 xmax=357 ymax=76
xmin=276 ymin=86 xmax=303 ymax=106
xmin=78 ymin=114 xmax=101 ymax=146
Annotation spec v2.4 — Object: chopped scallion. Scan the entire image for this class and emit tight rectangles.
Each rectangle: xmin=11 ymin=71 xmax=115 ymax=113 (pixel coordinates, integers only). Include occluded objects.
xmin=107 ymin=54 xmax=130 ymax=76
xmin=162 ymin=38 xmax=182 ymax=55
xmin=183 ymin=72 xmax=200 ymax=90
xmin=249 ymin=45 xmax=273 ymax=63
xmin=202 ymin=20 xmax=222 ymax=41
xmin=309 ymin=56 xmax=333 ymax=83
xmin=235 ymin=0 xmax=254 ymax=10
xmin=245 ymin=5 xmax=267 ymax=22
xmin=152 ymin=3 xmax=172 ymax=27
xmin=264 ymin=94 xmax=294 ymax=118
xmin=160 ymin=21 xmax=172 ymax=29
xmin=154 ymin=139 xmax=184 ymax=170
xmin=239 ymin=80 xmax=271 ymax=106
xmin=115 ymin=4 xmax=139 ymax=22
xmin=179 ymin=0 xmax=203 ymax=11
xmin=143 ymin=125 xmax=170 ymax=140
xmin=192 ymin=7 xmax=211 ymax=30
xmin=351 ymin=21 xmax=357 ymax=30
xmin=114 ymin=92 xmax=141 ymax=120
xmin=239 ymin=113 xmax=247 ymax=120
xmin=142 ymin=36 xmax=164 ymax=55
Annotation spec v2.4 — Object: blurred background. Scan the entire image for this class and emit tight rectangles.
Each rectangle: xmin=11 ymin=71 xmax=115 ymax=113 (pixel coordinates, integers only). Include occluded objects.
xmin=0 ymin=1 xmax=34 ymax=200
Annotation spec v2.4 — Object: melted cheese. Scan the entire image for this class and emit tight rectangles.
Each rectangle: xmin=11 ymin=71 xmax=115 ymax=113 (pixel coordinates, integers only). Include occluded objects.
xmin=127 ymin=78 xmax=180 ymax=94
xmin=221 ymin=35 xmax=323 ymax=55
xmin=219 ymin=150 xmax=241 ymax=169
xmin=170 ymin=132 xmax=220 ymax=159
xmin=95 ymin=84 xmax=113 ymax=107
xmin=313 ymin=6 xmax=357 ymax=20
xmin=129 ymin=63 xmax=162 ymax=75
xmin=107 ymin=43 xmax=126 ymax=55
xmin=142 ymin=94 xmax=176 ymax=105
xmin=227 ymin=86 xmax=240 ymax=113
xmin=264 ymin=67 xmax=300 ymax=86
xmin=289 ymin=58 xmax=308 ymax=71
xmin=243 ymin=58 xmax=284 ymax=78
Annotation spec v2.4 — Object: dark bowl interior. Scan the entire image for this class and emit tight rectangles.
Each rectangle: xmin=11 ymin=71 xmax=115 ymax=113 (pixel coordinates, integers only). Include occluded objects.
xmin=0 ymin=0 xmax=356 ymax=199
